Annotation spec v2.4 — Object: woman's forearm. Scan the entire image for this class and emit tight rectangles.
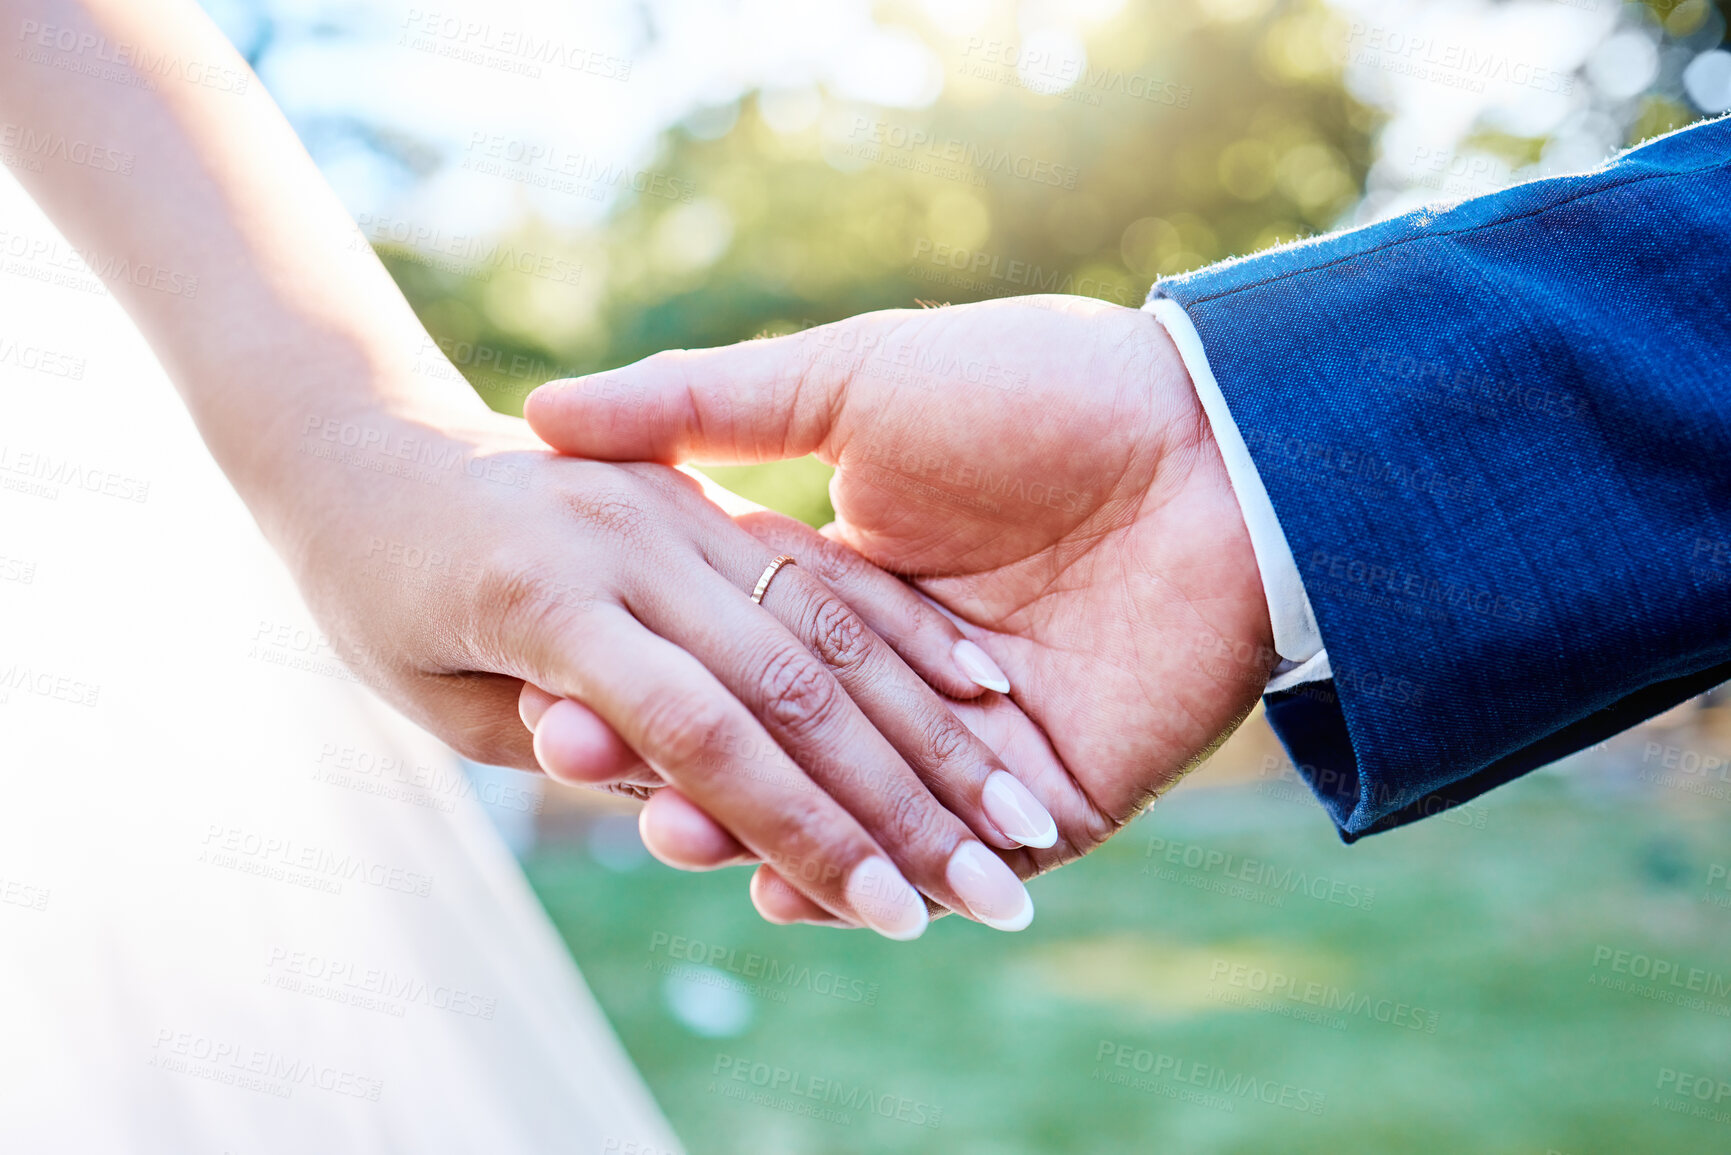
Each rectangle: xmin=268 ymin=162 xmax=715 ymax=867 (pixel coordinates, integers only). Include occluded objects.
xmin=1 ymin=0 xmax=1063 ymax=938
xmin=0 ymin=0 xmax=487 ymax=500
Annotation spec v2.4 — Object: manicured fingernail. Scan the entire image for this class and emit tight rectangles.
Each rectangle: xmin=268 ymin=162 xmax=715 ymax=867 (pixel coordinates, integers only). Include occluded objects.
xmin=946 ymin=842 xmax=1034 ymax=932
xmin=845 ymin=856 xmax=928 ymax=941
xmin=981 ymin=770 xmax=1058 ymax=849
xmin=952 ymin=639 xmax=1010 ymax=693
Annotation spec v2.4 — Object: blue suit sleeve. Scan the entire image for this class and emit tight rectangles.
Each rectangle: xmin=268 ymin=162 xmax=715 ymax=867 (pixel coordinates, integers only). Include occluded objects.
xmin=1150 ymin=115 xmax=1731 ymax=840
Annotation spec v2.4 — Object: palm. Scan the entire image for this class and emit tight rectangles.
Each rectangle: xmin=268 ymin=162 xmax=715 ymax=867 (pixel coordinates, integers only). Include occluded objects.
xmin=815 ymin=297 xmax=1272 ymax=855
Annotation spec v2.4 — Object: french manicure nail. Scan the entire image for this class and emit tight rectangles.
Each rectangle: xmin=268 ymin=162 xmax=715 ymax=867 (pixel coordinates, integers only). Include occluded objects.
xmin=981 ymin=770 xmax=1058 ymax=849
xmin=845 ymin=856 xmax=929 ymax=941
xmin=946 ymin=842 xmax=1034 ymax=932
xmin=952 ymin=639 xmax=1011 ymax=693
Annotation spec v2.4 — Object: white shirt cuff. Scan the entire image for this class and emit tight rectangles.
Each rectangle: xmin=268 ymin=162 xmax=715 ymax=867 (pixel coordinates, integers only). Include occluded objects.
xmin=1144 ymin=298 xmax=1332 ymax=693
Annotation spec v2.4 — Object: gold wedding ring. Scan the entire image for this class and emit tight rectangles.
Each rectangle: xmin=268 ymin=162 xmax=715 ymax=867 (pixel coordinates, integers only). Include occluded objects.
xmin=750 ymin=554 xmax=797 ymax=605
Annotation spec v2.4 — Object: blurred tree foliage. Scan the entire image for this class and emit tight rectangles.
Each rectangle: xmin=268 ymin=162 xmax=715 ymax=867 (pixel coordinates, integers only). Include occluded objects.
xmin=380 ymin=0 xmax=1376 ymax=518
xmin=384 ymin=0 xmax=1372 ymax=400
xmin=370 ymin=0 xmax=1721 ymax=519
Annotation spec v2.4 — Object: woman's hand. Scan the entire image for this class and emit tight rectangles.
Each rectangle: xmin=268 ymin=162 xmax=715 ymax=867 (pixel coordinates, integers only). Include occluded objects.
xmin=524 ymin=295 xmax=1277 ymax=923
xmin=0 ymin=0 xmax=1059 ymax=938
xmin=251 ymin=393 xmax=1054 ymax=938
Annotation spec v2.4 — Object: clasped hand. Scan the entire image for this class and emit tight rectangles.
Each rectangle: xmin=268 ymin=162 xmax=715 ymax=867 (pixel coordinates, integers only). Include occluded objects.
xmin=514 ymin=294 xmax=1277 ymax=935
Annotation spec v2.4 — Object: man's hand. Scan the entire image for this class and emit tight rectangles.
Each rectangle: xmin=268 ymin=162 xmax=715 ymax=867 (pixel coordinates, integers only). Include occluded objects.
xmin=526 ymin=294 xmax=1276 ymax=921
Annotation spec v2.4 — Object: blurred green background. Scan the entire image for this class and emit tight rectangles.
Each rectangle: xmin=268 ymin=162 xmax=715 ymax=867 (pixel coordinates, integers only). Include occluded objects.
xmin=531 ymin=699 xmax=1731 ymax=1154
xmin=224 ymin=0 xmax=1731 ymax=1148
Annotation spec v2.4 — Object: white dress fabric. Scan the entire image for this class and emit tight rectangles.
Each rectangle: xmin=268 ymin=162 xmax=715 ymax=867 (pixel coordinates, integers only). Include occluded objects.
xmin=0 ymin=170 xmax=683 ymax=1155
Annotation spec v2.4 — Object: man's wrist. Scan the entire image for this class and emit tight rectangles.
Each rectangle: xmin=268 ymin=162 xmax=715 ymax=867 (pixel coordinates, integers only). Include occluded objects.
xmin=1144 ymin=297 xmax=1329 ymax=687
xmin=1138 ymin=313 xmax=1278 ymax=688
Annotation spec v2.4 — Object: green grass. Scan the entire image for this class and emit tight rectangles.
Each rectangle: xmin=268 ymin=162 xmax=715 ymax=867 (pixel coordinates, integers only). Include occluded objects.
xmin=525 ymin=751 xmax=1731 ymax=1155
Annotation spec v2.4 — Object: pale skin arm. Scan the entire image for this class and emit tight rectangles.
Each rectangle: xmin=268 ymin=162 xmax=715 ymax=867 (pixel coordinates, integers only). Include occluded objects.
xmin=0 ymin=0 xmax=1066 ymax=937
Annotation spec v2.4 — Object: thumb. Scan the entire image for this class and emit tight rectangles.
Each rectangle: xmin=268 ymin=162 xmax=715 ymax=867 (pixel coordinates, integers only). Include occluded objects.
xmin=525 ymin=317 xmax=884 ymax=465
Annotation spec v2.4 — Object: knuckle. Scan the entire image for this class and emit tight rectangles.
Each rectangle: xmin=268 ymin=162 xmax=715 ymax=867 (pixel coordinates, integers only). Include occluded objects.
xmin=563 ymin=486 xmax=652 ymax=544
xmin=915 ymin=712 xmax=976 ymax=773
xmin=734 ymin=509 xmax=792 ymax=538
xmin=622 ymin=462 xmax=702 ymax=503
xmin=637 ymin=691 xmax=733 ymax=770
xmin=803 ymin=537 xmax=861 ymax=588
xmin=805 ymin=594 xmax=875 ymax=673
xmin=474 ymin=565 xmax=548 ymax=628
xmin=755 ymin=646 xmax=844 ymax=740
xmin=878 ymin=782 xmax=952 ymax=850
